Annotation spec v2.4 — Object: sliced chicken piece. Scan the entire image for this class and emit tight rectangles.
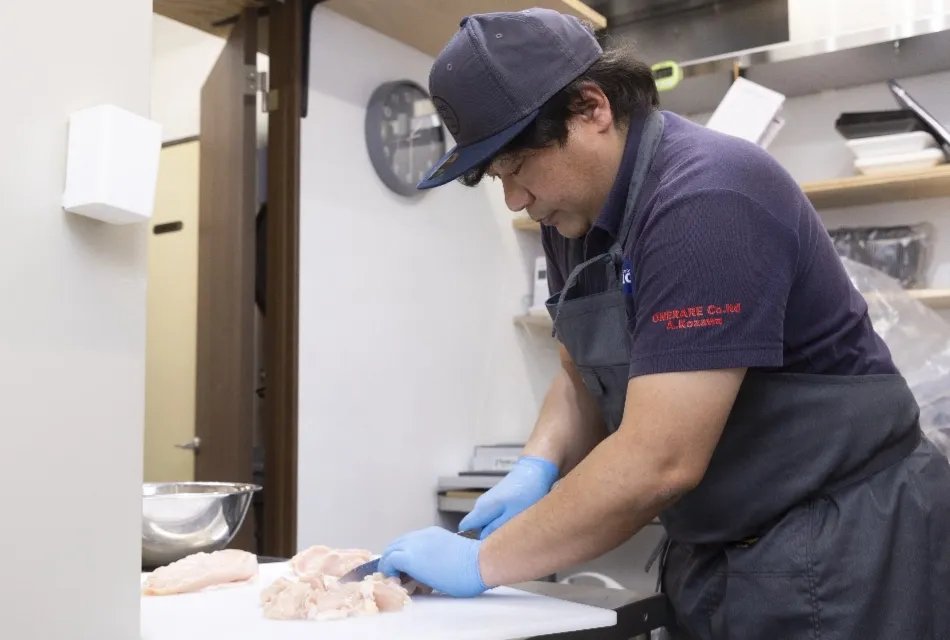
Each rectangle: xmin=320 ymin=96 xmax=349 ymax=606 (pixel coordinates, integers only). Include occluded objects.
xmin=299 ymin=572 xmax=333 ymax=591
xmin=306 ymin=580 xmax=379 ymax=621
xmin=142 ymin=549 xmax=258 ymax=596
xmin=260 ymin=577 xmax=293 ymax=606
xmin=262 ymin=580 xmax=314 ymax=620
xmin=370 ymin=574 xmax=413 ymax=612
xmin=319 ymin=550 xmax=374 ymax=578
xmin=289 ymin=544 xmax=331 ymax=577
xmin=290 ymin=545 xmax=374 ymax=579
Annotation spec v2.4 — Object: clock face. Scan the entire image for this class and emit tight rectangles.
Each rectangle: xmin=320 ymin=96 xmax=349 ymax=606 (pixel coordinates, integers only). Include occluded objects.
xmin=365 ymin=81 xmax=447 ymax=197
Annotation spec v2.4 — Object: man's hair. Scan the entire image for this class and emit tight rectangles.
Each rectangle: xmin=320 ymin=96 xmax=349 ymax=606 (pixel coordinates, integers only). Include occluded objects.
xmin=458 ymin=44 xmax=659 ymax=187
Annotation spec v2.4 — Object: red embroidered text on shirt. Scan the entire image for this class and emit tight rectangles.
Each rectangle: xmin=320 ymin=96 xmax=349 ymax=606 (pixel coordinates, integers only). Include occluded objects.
xmin=651 ymin=303 xmax=742 ymax=331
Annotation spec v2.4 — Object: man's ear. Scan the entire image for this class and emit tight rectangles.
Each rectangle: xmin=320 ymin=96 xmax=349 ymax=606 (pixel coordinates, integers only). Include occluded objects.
xmin=571 ymin=82 xmax=613 ymax=133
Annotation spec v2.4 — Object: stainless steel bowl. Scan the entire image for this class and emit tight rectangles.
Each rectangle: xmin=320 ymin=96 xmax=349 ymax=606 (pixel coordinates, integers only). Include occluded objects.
xmin=142 ymin=481 xmax=261 ymax=568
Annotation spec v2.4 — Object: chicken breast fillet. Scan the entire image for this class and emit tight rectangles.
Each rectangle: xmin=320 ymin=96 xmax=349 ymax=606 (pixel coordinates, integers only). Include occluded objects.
xmin=290 ymin=545 xmax=374 ymax=579
xmin=142 ymin=549 xmax=259 ymax=596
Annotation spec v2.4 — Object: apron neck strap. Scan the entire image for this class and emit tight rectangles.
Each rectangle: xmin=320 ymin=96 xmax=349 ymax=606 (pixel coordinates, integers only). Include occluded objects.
xmin=609 ymin=109 xmax=665 ymax=262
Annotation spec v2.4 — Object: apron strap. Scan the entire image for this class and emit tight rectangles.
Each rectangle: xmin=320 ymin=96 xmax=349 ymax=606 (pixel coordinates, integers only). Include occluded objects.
xmin=609 ymin=110 xmax=666 ymax=266
xmin=645 ymin=533 xmax=672 ymax=593
xmin=550 ymin=253 xmax=618 ymax=336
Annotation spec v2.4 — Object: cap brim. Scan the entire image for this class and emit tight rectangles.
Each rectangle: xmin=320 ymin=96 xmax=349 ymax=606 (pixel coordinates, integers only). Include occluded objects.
xmin=416 ymin=109 xmax=540 ymax=190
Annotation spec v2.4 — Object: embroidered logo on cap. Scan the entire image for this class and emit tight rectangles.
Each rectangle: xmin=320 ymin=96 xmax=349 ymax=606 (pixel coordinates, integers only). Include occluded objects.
xmin=433 ymin=96 xmax=460 ymax=136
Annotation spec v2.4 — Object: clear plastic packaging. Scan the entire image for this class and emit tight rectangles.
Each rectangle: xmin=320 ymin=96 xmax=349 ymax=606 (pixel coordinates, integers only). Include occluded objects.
xmin=843 ymin=257 xmax=950 ymax=458
xmin=830 ymin=223 xmax=934 ymax=289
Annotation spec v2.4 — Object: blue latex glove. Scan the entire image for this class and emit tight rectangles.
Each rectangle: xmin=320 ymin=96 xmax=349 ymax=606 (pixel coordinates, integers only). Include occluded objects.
xmin=460 ymin=456 xmax=559 ymax=539
xmin=377 ymin=526 xmax=487 ymax=597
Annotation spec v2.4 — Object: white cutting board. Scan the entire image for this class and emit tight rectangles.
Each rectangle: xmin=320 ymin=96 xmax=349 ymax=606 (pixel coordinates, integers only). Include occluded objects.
xmin=141 ymin=562 xmax=616 ymax=640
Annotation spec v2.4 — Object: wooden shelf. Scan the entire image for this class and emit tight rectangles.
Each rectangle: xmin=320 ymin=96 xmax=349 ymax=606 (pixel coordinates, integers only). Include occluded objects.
xmin=512 ymin=216 xmax=543 ymax=231
xmin=514 ymin=289 xmax=950 ymax=331
xmin=511 ymin=166 xmax=950 ymax=232
xmin=890 ymin=289 xmax=950 ymax=309
xmin=513 ymin=312 xmax=553 ymax=329
xmin=325 ymin=1 xmax=606 ymax=58
xmin=154 ymin=0 xmax=265 ymax=40
xmin=154 ymin=1 xmax=606 ymax=58
xmin=802 ymin=165 xmax=950 ymax=210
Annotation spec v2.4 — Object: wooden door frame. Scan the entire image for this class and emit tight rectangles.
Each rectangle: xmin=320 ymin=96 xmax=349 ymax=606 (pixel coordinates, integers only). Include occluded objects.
xmin=261 ymin=0 xmax=305 ymax=558
xmin=195 ymin=8 xmax=261 ymax=553
xmin=188 ymin=0 xmax=306 ymax=559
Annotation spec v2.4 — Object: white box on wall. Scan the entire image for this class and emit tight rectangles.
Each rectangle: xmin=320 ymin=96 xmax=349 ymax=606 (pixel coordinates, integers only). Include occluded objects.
xmin=62 ymin=104 xmax=162 ymax=225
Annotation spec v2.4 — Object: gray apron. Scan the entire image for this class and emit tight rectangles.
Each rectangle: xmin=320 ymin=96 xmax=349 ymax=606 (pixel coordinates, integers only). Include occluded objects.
xmin=545 ymin=111 xmax=950 ymax=639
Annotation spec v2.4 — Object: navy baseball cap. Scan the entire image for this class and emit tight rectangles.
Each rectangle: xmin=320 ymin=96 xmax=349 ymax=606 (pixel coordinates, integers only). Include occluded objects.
xmin=417 ymin=8 xmax=603 ymax=190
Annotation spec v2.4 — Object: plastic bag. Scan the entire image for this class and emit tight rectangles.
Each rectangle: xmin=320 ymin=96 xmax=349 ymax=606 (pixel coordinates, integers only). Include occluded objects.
xmin=842 ymin=257 xmax=950 ymax=457
xmin=830 ymin=223 xmax=934 ymax=289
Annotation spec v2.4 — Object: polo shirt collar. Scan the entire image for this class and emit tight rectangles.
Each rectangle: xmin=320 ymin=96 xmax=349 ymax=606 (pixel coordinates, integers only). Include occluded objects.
xmin=592 ymin=112 xmax=648 ymax=240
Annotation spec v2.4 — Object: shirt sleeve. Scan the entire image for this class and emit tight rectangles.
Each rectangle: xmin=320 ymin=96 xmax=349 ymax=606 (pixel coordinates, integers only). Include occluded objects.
xmin=628 ymin=188 xmax=799 ymax=377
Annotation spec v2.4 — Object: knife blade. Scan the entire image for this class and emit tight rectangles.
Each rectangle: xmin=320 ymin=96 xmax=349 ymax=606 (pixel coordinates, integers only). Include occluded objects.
xmin=339 ymin=528 xmax=481 ymax=584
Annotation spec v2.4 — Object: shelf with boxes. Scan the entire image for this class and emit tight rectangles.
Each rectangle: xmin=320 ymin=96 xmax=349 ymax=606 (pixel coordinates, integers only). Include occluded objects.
xmin=513 ymin=165 xmax=950 ymax=235
xmin=514 ymin=287 xmax=950 ymax=331
xmin=513 ymin=164 xmax=950 ymax=324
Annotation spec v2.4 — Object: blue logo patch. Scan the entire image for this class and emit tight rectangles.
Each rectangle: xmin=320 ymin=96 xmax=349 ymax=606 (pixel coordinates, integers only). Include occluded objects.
xmin=621 ymin=259 xmax=635 ymax=296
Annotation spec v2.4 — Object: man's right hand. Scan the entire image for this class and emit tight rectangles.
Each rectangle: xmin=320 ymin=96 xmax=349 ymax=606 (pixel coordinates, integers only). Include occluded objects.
xmin=459 ymin=456 xmax=560 ymax=539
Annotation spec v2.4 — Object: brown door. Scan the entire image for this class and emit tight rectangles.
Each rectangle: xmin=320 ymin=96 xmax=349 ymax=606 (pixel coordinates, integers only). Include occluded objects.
xmin=194 ymin=8 xmax=258 ymax=552
xmin=144 ymin=140 xmax=201 ymax=484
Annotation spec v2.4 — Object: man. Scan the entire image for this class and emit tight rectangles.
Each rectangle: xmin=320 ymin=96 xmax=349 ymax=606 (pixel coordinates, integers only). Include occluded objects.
xmin=377 ymin=8 xmax=950 ymax=638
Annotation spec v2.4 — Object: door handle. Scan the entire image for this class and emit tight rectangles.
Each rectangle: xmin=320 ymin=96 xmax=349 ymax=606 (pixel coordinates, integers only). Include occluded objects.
xmin=175 ymin=437 xmax=201 ymax=452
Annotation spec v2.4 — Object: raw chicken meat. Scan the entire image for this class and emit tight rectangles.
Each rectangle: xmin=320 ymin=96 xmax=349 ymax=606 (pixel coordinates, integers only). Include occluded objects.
xmin=261 ymin=573 xmax=411 ymax=621
xmin=371 ymin=576 xmax=415 ymax=612
xmin=261 ymin=545 xmax=412 ymax=621
xmin=260 ymin=578 xmax=315 ymax=620
xmin=290 ymin=545 xmax=374 ymax=579
xmin=142 ymin=549 xmax=258 ymax=596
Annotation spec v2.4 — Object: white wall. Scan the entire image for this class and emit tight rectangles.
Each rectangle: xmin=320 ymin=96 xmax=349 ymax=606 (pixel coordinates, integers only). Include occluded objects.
xmin=151 ymin=14 xmax=269 ymax=144
xmin=297 ymin=6 xmax=559 ymax=553
xmin=0 ymin=0 xmax=151 ymax=638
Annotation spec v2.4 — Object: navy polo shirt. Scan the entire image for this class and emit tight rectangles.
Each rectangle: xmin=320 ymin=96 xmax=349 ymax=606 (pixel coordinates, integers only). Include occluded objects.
xmin=542 ymin=111 xmax=897 ymax=378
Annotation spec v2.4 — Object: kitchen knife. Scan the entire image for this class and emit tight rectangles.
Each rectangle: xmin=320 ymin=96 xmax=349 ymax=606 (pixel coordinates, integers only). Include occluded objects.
xmin=339 ymin=528 xmax=481 ymax=584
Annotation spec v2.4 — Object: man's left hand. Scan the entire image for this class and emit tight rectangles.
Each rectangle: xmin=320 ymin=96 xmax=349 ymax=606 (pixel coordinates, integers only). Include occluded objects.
xmin=377 ymin=527 xmax=488 ymax=597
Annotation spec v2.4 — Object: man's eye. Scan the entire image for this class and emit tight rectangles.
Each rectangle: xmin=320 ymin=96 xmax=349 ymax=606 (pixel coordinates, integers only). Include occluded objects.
xmin=511 ymin=162 xmax=524 ymax=176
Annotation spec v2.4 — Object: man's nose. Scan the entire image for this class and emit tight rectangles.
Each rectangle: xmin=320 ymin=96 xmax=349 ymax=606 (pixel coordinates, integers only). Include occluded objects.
xmin=502 ymin=176 xmax=534 ymax=213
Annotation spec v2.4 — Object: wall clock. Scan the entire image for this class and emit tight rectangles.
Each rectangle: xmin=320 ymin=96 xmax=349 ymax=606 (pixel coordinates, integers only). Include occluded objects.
xmin=365 ymin=80 xmax=446 ymax=197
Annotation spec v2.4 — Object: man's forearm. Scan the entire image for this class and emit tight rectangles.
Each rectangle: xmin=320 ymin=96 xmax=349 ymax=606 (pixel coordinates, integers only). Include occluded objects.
xmin=476 ymin=369 xmax=743 ymax=588
xmin=478 ymin=428 xmax=684 ymax=587
xmin=522 ymin=348 xmax=607 ymax=474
